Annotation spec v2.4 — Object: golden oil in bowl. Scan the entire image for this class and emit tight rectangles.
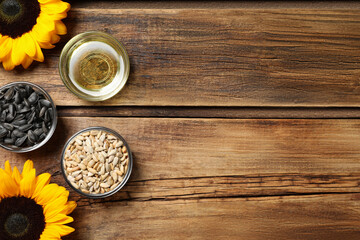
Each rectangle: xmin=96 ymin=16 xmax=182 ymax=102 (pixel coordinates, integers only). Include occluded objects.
xmin=59 ymin=32 xmax=130 ymax=101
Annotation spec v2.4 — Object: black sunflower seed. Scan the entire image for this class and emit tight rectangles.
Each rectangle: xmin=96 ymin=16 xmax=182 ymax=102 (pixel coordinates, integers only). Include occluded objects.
xmin=8 ymin=104 xmax=14 ymax=115
xmin=19 ymin=106 xmax=30 ymax=114
xmin=15 ymin=136 xmax=27 ymax=147
xmin=3 ymin=123 xmax=14 ymax=131
xmin=23 ymin=98 xmax=30 ymax=107
xmin=25 ymin=111 xmax=32 ymax=119
xmin=10 ymin=131 xmax=17 ymax=140
xmin=18 ymin=124 xmax=32 ymax=132
xmin=39 ymin=106 xmax=47 ymax=118
xmin=48 ymin=108 xmax=54 ymax=120
xmin=13 ymin=129 xmax=25 ymax=138
xmin=34 ymin=128 xmax=43 ymax=136
xmin=25 ymin=85 xmax=34 ymax=96
xmin=5 ymin=113 xmax=14 ymax=122
xmin=15 ymin=103 xmax=23 ymax=111
xmin=18 ymin=88 xmax=28 ymax=98
xmin=27 ymin=130 xmax=37 ymax=143
xmin=39 ymin=99 xmax=52 ymax=107
xmin=27 ymin=112 xmax=36 ymax=124
xmin=0 ymin=128 xmax=8 ymax=138
xmin=14 ymin=92 xmax=22 ymax=104
xmin=13 ymin=114 xmax=25 ymax=121
xmin=39 ymin=133 xmax=46 ymax=141
xmin=4 ymin=138 xmax=15 ymax=145
xmin=42 ymin=122 xmax=48 ymax=134
xmin=12 ymin=119 xmax=27 ymax=126
xmin=44 ymin=111 xmax=50 ymax=123
xmin=28 ymin=92 xmax=39 ymax=105
xmin=4 ymin=87 xmax=14 ymax=101
xmin=0 ymin=111 xmax=6 ymax=122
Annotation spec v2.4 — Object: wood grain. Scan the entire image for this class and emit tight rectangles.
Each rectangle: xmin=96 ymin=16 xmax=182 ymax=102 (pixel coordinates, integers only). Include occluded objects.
xmin=58 ymin=106 xmax=360 ymax=119
xmin=1 ymin=117 xmax=359 ymax=239
xmin=2 ymin=9 xmax=360 ymax=106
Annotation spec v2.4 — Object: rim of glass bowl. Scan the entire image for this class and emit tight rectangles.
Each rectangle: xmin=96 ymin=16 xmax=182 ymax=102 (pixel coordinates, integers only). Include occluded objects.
xmin=60 ymin=127 xmax=133 ymax=199
xmin=59 ymin=31 xmax=130 ymax=102
xmin=0 ymin=82 xmax=58 ymax=153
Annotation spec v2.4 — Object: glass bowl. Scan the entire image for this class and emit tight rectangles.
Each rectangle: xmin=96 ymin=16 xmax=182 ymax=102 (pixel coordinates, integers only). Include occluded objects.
xmin=0 ymin=82 xmax=57 ymax=153
xmin=59 ymin=31 xmax=130 ymax=101
xmin=60 ymin=127 xmax=133 ymax=199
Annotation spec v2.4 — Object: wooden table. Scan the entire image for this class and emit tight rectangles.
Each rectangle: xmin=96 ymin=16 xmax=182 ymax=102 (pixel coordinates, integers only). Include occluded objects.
xmin=1 ymin=1 xmax=360 ymax=239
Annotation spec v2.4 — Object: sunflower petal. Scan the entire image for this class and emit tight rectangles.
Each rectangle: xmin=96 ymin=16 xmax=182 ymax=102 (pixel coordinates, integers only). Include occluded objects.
xmin=38 ymin=13 xmax=55 ymax=32
xmin=41 ymin=1 xmax=70 ymax=14
xmin=38 ymin=41 xmax=55 ymax=49
xmin=0 ymin=169 xmax=19 ymax=197
xmin=11 ymin=38 xmax=26 ymax=66
xmin=20 ymin=168 xmax=36 ymax=198
xmin=54 ymin=20 xmax=67 ymax=35
xmin=32 ymin=173 xmax=51 ymax=198
xmin=46 ymin=224 xmax=75 ymax=237
xmin=2 ymin=53 xmax=15 ymax=71
xmin=33 ymin=41 xmax=44 ymax=62
xmin=50 ymin=12 xmax=68 ymax=20
xmin=38 ymin=0 xmax=61 ymax=4
xmin=63 ymin=201 xmax=77 ymax=215
xmin=0 ymin=37 xmax=12 ymax=59
xmin=39 ymin=234 xmax=59 ymax=240
xmin=50 ymin=34 xmax=60 ymax=44
xmin=4 ymin=161 xmax=12 ymax=175
xmin=22 ymin=160 xmax=34 ymax=177
xmin=0 ymin=35 xmax=6 ymax=45
xmin=40 ymin=225 xmax=61 ymax=239
xmin=20 ymin=33 xmax=36 ymax=58
xmin=44 ymin=195 xmax=68 ymax=219
xmin=21 ymin=55 xmax=34 ymax=69
xmin=35 ymin=183 xmax=69 ymax=206
xmin=31 ymin=25 xmax=51 ymax=43
xmin=11 ymin=166 xmax=22 ymax=185
xmin=46 ymin=214 xmax=73 ymax=225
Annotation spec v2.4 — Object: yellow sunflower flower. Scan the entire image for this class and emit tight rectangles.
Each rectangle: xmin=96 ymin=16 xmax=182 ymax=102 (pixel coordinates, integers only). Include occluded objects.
xmin=0 ymin=160 xmax=76 ymax=240
xmin=0 ymin=0 xmax=70 ymax=70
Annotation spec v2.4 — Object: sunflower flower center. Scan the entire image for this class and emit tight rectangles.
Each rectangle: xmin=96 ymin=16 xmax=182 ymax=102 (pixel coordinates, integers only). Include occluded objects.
xmin=0 ymin=0 xmax=40 ymax=38
xmin=0 ymin=197 xmax=45 ymax=240
xmin=1 ymin=0 xmax=21 ymax=17
xmin=4 ymin=213 xmax=29 ymax=237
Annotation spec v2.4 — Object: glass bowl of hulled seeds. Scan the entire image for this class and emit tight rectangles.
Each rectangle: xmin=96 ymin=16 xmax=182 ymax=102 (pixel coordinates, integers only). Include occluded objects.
xmin=0 ymin=82 xmax=57 ymax=153
xmin=61 ymin=127 xmax=133 ymax=198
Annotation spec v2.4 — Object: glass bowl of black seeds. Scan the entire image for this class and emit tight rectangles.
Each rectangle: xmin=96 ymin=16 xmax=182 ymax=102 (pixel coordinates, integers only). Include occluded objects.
xmin=0 ymin=82 xmax=57 ymax=152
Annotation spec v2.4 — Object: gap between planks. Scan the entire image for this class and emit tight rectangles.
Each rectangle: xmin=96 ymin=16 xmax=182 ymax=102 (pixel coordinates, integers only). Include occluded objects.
xmin=58 ymin=106 xmax=360 ymax=119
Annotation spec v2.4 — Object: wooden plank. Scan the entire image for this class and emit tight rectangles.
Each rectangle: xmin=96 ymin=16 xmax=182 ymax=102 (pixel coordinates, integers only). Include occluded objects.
xmin=3 ymin=118 xmax=360 ymax=179
xmin=63 ymin=194 xmax=360 ymax=240
xmin=2 ymin=9 xmax=360 ymax=106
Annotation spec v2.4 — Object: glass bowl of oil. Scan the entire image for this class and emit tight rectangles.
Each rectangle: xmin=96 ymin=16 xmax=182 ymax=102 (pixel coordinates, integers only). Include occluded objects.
xmin=59 ymin=31 xmax=130 ymax=101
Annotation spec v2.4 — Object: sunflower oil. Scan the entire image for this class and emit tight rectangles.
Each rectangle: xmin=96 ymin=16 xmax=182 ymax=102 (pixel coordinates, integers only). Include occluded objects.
xmin=68 ymin=41 xmax=123 ymax=96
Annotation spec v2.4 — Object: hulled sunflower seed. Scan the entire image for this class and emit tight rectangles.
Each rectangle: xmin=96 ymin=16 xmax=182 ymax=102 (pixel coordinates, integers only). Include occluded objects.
xmin=63 ymin=129 xmax=130 ymax=195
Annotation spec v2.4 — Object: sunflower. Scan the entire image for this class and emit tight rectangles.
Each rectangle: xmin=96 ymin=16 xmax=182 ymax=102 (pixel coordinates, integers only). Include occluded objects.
xmin=0 ymin=160 xmax=76 ymax=240
xmin=0 ymin=0 xmax=70 ymax=70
